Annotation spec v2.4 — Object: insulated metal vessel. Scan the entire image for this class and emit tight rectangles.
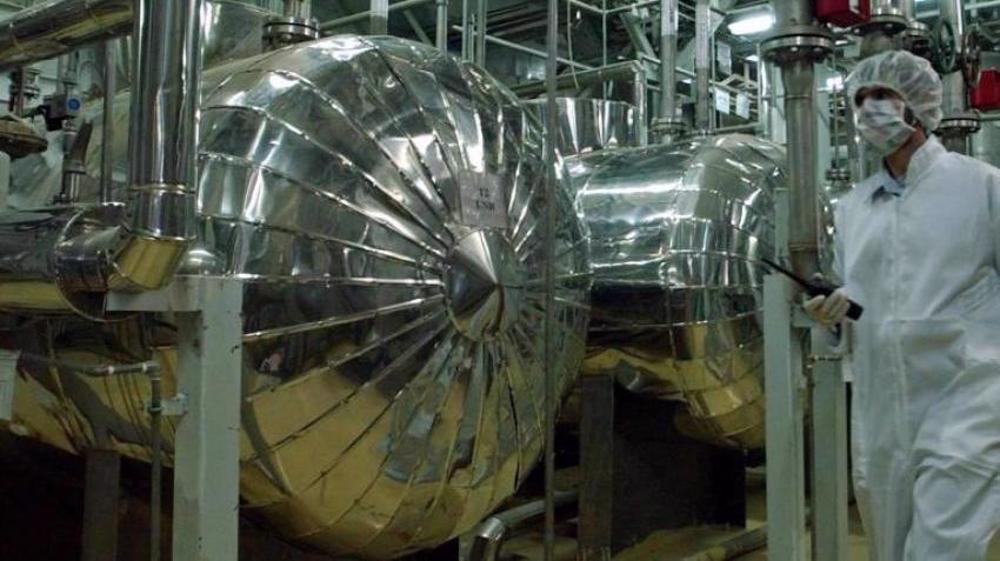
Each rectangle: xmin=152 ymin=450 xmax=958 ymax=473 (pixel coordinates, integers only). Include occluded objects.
xmin=0 ymin=35 xmax=590 ymax=558
xmin=566 ymin=134 xmax=785 ymax=449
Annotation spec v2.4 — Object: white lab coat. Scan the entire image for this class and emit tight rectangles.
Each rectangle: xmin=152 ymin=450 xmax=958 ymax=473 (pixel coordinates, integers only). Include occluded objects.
xmin=834 ymin=137 xmax=1000 ymax=561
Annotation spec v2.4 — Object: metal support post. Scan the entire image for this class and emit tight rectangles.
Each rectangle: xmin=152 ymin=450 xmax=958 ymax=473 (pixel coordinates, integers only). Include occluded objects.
xmin=370 ymin=0 xmax=389 ymax=34
xmin=810 ymin=328 xmax=849 ymax=561
xmin=578 ymin=374 xmax=615 ymax=561
xmin=763 ymin=274 xmax=808 ymax=561
xmin=107 ymin=277 xmax=243 ymax=561
xmin=81 ymin=449 xmax=122 ymax=561
xmin=436 ymin=0 xmax=449 ymax=50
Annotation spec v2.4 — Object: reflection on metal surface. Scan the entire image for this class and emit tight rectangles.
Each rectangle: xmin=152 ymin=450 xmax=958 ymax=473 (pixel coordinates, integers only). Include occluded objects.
xmin=973 ymin=119 xmax=1000 ymax=168
xmin=0 ymin=36 xmax=590 ymax=558
xmin=567 ymin=134 xmax=786 ymax=449
xmin=524 ymin=98 xmax=638 ymax=156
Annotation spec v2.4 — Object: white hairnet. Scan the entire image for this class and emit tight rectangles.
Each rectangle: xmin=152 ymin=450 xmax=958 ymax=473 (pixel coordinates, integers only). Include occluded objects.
xmin=845 ymin=50 xmax=943 ymax=132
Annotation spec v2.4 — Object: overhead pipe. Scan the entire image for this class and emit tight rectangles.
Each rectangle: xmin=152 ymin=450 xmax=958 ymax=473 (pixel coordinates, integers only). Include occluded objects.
xmin=654 ymin=0 xmax=684 ymax=142
xmin=762 ymin=0 xmax=833 ymax=277
xmin=318 ymin=0 xmax=432 ymax=31
xmin=435 ymin=0 xmax=448 ymax=50
xmin=0 ymin=0 xmax=133 ymax=71
xmin=694 ymin=0 xmax=711 ymax=133
xmin=111 ymin=0 xmax=203 ymax=292
xmin=370 ymin=0 xmax=388 ymax=34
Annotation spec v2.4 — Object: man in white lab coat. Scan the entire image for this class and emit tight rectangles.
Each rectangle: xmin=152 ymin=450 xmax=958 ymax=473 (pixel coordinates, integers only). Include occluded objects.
xmin=804 ymin=50 xmax=1000 ymax=561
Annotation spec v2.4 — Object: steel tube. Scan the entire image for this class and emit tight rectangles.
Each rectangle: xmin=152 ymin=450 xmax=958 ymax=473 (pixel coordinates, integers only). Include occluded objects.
xmin=475 ymin=0 xmax=486 ymax=65
xmin=318 ymin=0 xmax=432 ymax=30
xmin=370 ymin=0 xmax=389 ymax=34
xmin=0 ymin=0 xmax=133 ymax=70
xmin=544 ymin=0 xmax=558 ymax=558
xmin=149 ymin=366 xmax=163 ymax=561
xmin=100 ymin=40 xmax=116 ymax=204
xmin=435 ymin=0 xmax=448 ymax=50
xmin=115 ymin=0 xmax=202 ymax=291
xmin=634 ymin=70 xmax=649 ymax=145
xmin=658 ymin=0 xmax=680 ymax=141
xmin=782 ymin=58 xmax=820 ymax=277
xmin=694 ymin=0 xmax=711 ymax=132
xmin=511 ymin=60 xmax=636 ymax=96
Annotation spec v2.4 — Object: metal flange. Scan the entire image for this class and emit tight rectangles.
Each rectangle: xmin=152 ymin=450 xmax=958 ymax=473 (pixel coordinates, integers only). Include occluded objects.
xmin=652 ymin=117 xmax=686 ymax=137
xmin=937 ymin=115 xmax=982 ymax=136
xmin=761 ymin=26 xmax=835 ymax=64
xmin=263 ymin=16 xmax=320 ymax=50
xmin=854 ymin=8 xmax=908 ymax=36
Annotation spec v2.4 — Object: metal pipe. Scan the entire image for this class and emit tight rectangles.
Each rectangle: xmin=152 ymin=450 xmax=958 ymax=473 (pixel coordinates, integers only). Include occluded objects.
xmin=100 ymin=40 xmax=116 ymax=204
xmin=774 ymin=0 xmax=813 ymax=26
xmin=149 ymin=364 xmax=163 ymax=561
xmin=371 ymin=0 xmax=389 ymax=34
xmin=544 ymin=0 xmax=558 ymax=558
xmin=694 ymin=0 xmax=711 ymax=132
xmin=468 ymin=491 xmax=578 ymax=561
xmin=0 ymin=0 xmax=133 ymax=71
xmin=511 ymin=60 xmax=637 ymax=96
xmin=475 ymin=0 xmax=486 ymax=66
xmin=114 ymin=0 xmax=202 ymax=291
xmin=453 ymin=26 xmax=593 ymax=70
xmin=318 ymin=0 xmax=432 ymax=30
xmin=435 ymin=0 xmax=448 ymax=50
xmin=782 ymin=58 xmax=821 ymax=277
xmin=658 ymin=0 xmax=680 ymax=141
xmin=634 ymin=69 xmax=649 ymax=145
xmin=678 ymin=527 xmax=768 ymax=561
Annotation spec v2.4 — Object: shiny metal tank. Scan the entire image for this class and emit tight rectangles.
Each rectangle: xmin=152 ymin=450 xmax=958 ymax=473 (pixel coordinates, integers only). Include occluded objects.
xmin=566 ymin=134 xmax=785 ymax=449
xmin=524 ymin=97 xmax=638 ymax=156
xmin=2 ymin=35 xmax=590 ymax=558
xmin=973 ymin=119 xmax=1000 ymax=168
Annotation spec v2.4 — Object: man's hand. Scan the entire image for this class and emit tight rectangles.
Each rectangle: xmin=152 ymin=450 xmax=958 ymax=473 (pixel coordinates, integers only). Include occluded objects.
xmin=803 ymin=289 xmax=851 ymax=326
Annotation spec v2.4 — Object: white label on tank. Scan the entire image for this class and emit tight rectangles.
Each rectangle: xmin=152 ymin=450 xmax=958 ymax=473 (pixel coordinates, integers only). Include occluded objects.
xmin=459 ymin=171 xmax=508 ymax=229
xmin=715 ymin=88 xmax=731 ymax=114
xmin=736 ymin=92 xmax=751 ymax=119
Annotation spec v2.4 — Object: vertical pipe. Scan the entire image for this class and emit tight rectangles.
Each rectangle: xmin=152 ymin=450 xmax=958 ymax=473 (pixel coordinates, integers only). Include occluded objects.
xmin=475 ymin=0 xmax=486 ymax=66
xmin=100 ymin=40 xmax=116 ymax=204
xmin=939 ymin=0 xmax=966 ymax=125
xmin=543 ymin=0 xmax=558 ymax=559
xmin=436 ymin=0 xmax=449 ymax=51
xmin=371 ymin=0 xmax=388 ymax=34
xmin=782 ymin=59 xmax=820 ymax=277
xmin=461 ymin=0 xmax=471 ymax=61
xmin=694 ymin=0 xmax=711 ymax=132
xmin=127 ymin=0 xmax=201 ymax=239
xmin=658 ymin=0 xmax=678 ymax=140
xmin=149 ymin=369 xmax=163 ymax=561
xmin=634 ymin=70 xmax=648 ymax=145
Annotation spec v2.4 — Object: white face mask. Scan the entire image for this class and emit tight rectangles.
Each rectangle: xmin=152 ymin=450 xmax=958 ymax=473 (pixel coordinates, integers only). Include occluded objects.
xmin=856 ymin=97 xmax=916 ymax=156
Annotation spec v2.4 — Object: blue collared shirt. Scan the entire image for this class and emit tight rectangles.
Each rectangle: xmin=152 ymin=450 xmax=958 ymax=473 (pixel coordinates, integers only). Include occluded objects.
xmin=871 ymin=165 xmax=906 ymax=199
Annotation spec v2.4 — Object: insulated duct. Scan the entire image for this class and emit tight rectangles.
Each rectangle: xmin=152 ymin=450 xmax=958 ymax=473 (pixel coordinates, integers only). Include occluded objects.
xmin=655 ymin=0 xmax=683 ymax=142
xmin=0 ymin=35 xmax=591 ymax=558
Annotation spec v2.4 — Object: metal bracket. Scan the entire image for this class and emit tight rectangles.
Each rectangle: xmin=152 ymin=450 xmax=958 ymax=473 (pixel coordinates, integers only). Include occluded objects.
xmin=148 ymin=393 xmax=189 ymax=418
xmin=0 ymin=349 xmax=19 ymax=421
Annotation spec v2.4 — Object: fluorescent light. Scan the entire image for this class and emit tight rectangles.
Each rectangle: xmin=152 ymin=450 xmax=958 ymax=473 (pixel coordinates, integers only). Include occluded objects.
xmin=728 ymin=12 xmax=775 ymax=35
xmin=826 ymin=75 xmax=844 ymax=91
xmin=746 ymin=54 xmax=760 ymax=63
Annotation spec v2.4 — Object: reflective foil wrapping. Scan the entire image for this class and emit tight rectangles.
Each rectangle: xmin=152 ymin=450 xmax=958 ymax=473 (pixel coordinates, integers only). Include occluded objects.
xmin=566 ymin=134 xmax=785 ymax=449
xmin=1 ymin=36 xmax=590 ymax=558
xmin=524 ymin=97 xmax=638 ymax=156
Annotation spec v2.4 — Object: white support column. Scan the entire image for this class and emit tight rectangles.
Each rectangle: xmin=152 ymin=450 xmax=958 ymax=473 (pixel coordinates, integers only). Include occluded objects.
xmin=107 ymin=277 xmax=243 ymax=561
xmin=810 ymin=328 xmax=849 ymax=561
xmin=764 ymin=274 xmax=808 ymax=561
xmin=172 ymin=278 xmax=242 ymax=561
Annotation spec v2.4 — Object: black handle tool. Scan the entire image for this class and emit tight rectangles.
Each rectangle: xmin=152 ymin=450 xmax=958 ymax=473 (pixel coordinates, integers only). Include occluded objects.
xmin=759 ymin=257 xmax=864 ymax=321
